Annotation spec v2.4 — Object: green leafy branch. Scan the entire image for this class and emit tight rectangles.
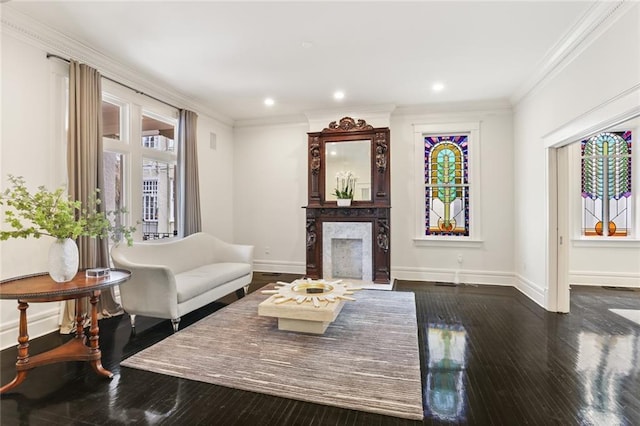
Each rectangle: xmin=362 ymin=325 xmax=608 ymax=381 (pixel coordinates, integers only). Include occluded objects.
xmin=0 ymin=175 xmax=136 ymax=245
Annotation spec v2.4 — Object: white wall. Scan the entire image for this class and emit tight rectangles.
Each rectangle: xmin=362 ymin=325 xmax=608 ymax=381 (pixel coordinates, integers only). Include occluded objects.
xmin=197 ymin=116 xmax=235 ymax=242
xmin=1 ymin=34 xmax=65 ymax=349
xmin=390 ymin=108 xmax=515 ymax=285
xmin=233 ymin=122 xmax=308 ymax=273
xmin=233 ymin=107 xmax=516 ymax=285
xmin=513 ymin=4 xmax=640 ymax=308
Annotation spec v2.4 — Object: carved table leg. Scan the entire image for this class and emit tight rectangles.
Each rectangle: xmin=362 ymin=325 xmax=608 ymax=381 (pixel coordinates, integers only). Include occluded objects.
xmin=0 ymin=302 xmax=30 ymax=393
xmin=88 ymin=291 xmax=112 ymax=378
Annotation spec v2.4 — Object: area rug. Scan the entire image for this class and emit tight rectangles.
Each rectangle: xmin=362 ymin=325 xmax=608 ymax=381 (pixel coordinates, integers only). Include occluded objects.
xmin=121 ymin=285 xmax=424 ymax=420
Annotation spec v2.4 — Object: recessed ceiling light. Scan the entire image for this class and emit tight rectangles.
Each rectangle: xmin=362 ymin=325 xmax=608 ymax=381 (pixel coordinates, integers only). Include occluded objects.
xmin=432 ymin=82 xmax=445 ymax=92
xmin=333 ymin=91 xmax=345 ymax=101
xmin=264 ymin=98 xmax=275 ymax=106
xmin=301 ymin=41 xmax=314 ymax=49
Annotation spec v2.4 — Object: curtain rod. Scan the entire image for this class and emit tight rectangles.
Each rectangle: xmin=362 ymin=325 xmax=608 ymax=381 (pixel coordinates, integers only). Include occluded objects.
xmin=47 ymin=53 xmax=181 ymax=111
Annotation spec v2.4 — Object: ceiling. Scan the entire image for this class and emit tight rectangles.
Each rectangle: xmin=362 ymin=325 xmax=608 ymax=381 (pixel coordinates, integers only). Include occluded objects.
xmin=5 ymin=1 xmax=596 ymax=123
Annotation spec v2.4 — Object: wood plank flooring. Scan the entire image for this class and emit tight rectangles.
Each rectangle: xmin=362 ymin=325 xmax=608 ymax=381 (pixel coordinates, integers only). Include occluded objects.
xmin=1 ymin=274 xmax=638 ymax=425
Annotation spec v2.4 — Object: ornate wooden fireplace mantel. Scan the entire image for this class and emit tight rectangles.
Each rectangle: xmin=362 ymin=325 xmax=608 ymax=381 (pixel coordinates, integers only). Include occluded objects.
xmin=305 ymin=117 xmax=391 ymax=283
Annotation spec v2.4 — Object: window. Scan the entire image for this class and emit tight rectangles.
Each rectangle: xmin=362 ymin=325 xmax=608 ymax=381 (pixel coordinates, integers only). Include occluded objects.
xmin=101 ymin=82 xmax=179 ymax=243
xmin=102 ymin=100 xmax=123 ymax=140
xmin=414 ymin=123 xmax=480 ymax=242
xmin=142 ymin=179 xmax=158 ymax=222
xmin=103 ymin=151 xmax=124 ymax=231
xmin=142 ymin=113 xmax=175 ymax=152
xmin=424 ymin=135 xmax=469 ymax=236
xmin=581 ymin=131 xmax=632 ymax=237
xmin=142 ymin=159 xmax=176 ymax=240
xmin=141 ymin=112 xmax=177 ymax=240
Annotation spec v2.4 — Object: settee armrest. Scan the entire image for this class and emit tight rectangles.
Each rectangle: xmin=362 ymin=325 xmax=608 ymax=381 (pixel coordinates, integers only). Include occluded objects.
xmin=119 ymin=264 xmax=180 ymax=319
xmin=111 ymin=248 xmax=180 ymax=318
xmin=213 ymin=240 xmax=254 ymax=265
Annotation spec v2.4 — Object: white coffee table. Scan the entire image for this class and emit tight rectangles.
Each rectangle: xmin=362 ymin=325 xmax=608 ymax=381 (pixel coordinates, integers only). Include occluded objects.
xmin=258 ymin=279 xmax=360 ymax=334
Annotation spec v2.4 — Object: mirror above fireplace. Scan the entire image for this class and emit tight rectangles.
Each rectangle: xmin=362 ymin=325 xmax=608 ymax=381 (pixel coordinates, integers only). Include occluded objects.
xmin=307 ymin=117 xmax=390 ymax=207
xmin=325 ymin=140 xmax=371 ymax=201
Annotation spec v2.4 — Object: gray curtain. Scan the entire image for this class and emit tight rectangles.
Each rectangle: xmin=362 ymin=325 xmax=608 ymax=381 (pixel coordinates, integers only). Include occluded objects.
xmin=178 ymin=109 xmax=201 ymax=236
xmin=60 ymin=60 xmax=123 ymax=334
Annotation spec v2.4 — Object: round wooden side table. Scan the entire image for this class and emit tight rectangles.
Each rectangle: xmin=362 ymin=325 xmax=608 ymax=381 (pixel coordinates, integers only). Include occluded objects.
xmin=0 ymin=269 xmax=131 ymax=394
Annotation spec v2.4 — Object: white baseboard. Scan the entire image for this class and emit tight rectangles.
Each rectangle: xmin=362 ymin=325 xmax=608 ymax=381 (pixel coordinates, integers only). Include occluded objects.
xmin=255 ymin=261 xmax=517 ymax=288
xmin=392 ymin=266 xmax=514 ymax=287
xmin=0 ymin=306 xmax=60 ymax=351
xmin=254 ymin=259 xmax=306 ymax=275
xmin=569 ymin=271 xmax=640 ymax=288
xmin=514 ymin=274 xmax=547 ymax=309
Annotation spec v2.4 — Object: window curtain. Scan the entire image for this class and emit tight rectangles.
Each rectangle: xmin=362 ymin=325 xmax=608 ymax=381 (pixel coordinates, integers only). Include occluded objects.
xmin=60 ymin=60 xmax=123 ymax=334
xmin=177 ymin=109 xmax=201 ymax=236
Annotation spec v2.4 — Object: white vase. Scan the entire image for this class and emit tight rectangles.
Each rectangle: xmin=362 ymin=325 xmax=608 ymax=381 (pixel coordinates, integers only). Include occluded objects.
xmin=337 ymin=198 xmax=352 ymax=207
xmin=48 ymin=238 xmax=79 ymax=283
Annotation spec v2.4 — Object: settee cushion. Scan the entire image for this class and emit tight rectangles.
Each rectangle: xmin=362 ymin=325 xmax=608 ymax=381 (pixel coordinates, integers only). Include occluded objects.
xmin=175 ymin=262 xmax=252 ymax=303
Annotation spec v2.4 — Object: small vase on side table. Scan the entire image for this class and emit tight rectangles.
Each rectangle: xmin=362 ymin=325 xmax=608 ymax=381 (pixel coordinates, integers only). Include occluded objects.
xmin=48 ymin=238 xmax=79 ymax=283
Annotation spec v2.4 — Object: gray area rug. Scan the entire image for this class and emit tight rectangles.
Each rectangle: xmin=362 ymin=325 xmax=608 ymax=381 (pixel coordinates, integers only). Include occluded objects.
xmin=121 ymin=286 xmax=423 ymax=420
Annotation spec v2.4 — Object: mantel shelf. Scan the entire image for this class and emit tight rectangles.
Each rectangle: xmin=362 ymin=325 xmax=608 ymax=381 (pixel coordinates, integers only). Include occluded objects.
xmin=303 ymin=205 xmax=391 ymax=209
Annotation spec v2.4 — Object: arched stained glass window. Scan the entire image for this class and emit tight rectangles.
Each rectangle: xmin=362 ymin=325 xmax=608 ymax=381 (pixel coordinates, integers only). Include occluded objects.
xmin=581 ymin=131 xmax=632 ymax=237
xmin=424 ymin=135 xmax=469 ymax=236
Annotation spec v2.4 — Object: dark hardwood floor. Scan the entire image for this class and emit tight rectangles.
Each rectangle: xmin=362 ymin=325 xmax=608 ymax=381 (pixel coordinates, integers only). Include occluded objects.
xmin=1 ymin=274 xmax=639 ymax=425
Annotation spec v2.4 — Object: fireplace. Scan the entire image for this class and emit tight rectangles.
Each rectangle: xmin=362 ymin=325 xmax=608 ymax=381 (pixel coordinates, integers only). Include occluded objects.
xmin=323 ymin=222 xmax=372 ymax=282
xmin=305 ymin=117 xmax=391 ymax=284
xmin=305 ymin=207 xmax=390 ymax=284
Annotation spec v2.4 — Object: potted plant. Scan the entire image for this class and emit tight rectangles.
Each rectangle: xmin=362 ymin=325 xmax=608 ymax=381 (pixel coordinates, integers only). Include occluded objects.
xmin=334 ymin=171 xmax=356 ymax=206
xmin=0 ymin=175 xmax=136 ymax=282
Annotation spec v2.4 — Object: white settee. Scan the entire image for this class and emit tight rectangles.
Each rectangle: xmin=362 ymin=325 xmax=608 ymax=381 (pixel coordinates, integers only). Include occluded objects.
xmin=110 ymin=232 xmax=254 ymax=332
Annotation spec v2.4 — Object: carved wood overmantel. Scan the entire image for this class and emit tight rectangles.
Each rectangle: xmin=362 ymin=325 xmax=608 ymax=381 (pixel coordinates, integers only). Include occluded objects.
xmin=305 ymin=117 xmax=391 ymax=283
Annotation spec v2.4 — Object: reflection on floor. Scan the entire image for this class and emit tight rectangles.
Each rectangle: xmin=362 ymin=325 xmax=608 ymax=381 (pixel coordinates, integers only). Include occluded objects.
xmin=425 ymin=324 xmax=467 ymax=421
xmin=610 ymin=308 xmax=640 ymax=326
xmin=0 ymin=276 xmax=638 ymax=425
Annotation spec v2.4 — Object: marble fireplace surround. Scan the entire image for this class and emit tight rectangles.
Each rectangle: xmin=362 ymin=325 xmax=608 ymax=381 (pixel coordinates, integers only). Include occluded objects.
xmin=322 ymin=222 xmax=373 ymax=282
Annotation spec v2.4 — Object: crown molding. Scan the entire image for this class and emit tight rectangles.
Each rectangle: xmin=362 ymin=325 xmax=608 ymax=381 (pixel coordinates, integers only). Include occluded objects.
xmin=233 ymin=114 xmax=308 ymax=129
xmin=542 ymin=82 xmax=640 ymax=148
xmin=393 ymin=99 xmax=512 ymax=118
xmin=304 ymin=103 xmax=396 ymax=131
xmin=510 ymin=1 xmax=633 ymax=106
xmin=1 ymin=5 xmax=234 ymax=127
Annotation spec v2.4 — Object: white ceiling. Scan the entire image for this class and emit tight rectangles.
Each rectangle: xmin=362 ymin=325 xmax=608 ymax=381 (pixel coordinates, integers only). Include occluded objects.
xmin=5 ymin=1 xmax=595 ymax=122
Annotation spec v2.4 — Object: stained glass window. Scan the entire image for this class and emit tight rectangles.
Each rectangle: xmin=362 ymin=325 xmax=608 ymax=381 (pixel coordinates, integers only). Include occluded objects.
xmin=424 ymin=135 xmax=469 ymax=236
xmin=581 ymin=131 xmax=632 ymax=237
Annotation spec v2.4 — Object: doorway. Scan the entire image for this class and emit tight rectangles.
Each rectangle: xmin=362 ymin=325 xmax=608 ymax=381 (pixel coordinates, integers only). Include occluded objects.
xmin=547 ymin=111 xmax=640 ymax=313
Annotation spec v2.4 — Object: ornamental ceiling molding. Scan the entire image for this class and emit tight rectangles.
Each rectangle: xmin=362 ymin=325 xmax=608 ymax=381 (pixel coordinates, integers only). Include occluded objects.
xmin=304 ymin=104 xmax=396 ymax=132
xmin=1 ymin=6 xmax=234 ymax=127
xmin=510 ymin=1 xmax=632 ymax=106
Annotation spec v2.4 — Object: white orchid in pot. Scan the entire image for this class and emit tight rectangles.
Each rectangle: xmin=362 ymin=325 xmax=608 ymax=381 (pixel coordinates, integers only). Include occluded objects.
xmin=0 ymin=175 xmax=136 ymax=282
xmin=334 ymin=171 xmax=356 ymax=206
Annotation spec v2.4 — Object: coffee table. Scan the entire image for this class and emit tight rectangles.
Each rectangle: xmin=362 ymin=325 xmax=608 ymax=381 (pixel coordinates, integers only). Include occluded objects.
xmin=258 ymin=279 xmax=360 ymax=334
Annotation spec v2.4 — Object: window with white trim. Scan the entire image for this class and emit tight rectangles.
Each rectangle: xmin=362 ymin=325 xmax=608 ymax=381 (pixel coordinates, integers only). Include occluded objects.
xmin=101 ymin=82 xmax=179 ymax=242
xmin=414 ymin=122 xmax=480 ymax=242
xmin=580 ymin=130 xmax=633 ymax=237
